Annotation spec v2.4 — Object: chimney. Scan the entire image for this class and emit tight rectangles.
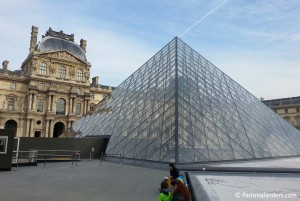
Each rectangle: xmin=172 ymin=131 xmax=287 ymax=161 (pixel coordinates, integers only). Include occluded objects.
xmin=80 ymin=39 xmax=87 ymax=53
xmin=2 ymin=60 xmax=9 ymax=72
xmin=260 ymin=97 xmax=264 ymax=101
xmin=92 ymin=76 xmax=99 ymax=86
xmin=29 ymin=26 xmax=38 ymax=53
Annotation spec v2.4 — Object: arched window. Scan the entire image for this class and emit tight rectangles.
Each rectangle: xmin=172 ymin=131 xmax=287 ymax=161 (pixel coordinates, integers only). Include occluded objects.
xmin=56 ymin=98 xmax=66 ymax=115
xmin=39 ymin=62 xmax=47 ymax=75
xmin=77 ymin=69 xmax=83 ymax=81
xmin=60 ymin=66 xmax=66 ymax=79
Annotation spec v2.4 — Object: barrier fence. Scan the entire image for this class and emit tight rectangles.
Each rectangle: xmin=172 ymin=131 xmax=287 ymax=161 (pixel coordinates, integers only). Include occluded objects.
xmin=12 ymin=149 xmax=81 ymax=170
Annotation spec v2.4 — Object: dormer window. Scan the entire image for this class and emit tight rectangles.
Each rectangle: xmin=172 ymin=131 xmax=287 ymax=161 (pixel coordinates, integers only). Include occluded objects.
xmin=10 ymin=82 xmax=16 ymax=90
xmin=60 ymin=66 xmax=66 ymax=79
xmin=39 ymin=62 xmax=47 ymax=75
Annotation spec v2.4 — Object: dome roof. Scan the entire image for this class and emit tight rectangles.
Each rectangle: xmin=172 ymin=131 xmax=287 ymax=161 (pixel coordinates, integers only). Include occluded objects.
xmin=38 ymin=36 xmax=86 ymax=61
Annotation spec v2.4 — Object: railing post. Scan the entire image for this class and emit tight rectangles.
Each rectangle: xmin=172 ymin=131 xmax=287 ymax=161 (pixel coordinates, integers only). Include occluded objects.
xmin=120 ymin=154 xmax=123 ymax=164
xmin=43 ymin=155 xmax=46 ymax=169
xmin=71 ymin=155 xmax=74 ymax=168
xmin=14 ymin=155 xmax=19 ymax=171
xmin=89 ymin=153 xmax=92 ymax=161
xmin=99 ymin=152 xmax=103 ymax=166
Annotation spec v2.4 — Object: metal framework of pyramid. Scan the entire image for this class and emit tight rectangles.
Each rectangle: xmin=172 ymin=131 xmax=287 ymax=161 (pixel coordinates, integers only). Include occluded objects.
xmin=71 ymin=37 xmax=300 ymax=164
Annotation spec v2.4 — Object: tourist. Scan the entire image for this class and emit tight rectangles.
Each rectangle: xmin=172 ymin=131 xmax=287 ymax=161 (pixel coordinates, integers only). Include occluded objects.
xmin=172 ymin=179 xmax=191 ymax=201
xmin=169 ymin=163 xmax=179 ymax=184
xmin=158 ymin=180 xmax=173 ymax=201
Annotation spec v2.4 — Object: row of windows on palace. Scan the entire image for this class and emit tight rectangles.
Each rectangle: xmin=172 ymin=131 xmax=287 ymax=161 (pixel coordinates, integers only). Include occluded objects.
xmin=8 ymin=82 xmax=97 ymax=98
xmin=7 ymin=97 xmax=91 ymax=115
xmin=273 ymin=108 xmax=300 ymax=114
xmin=39 ymin=62 xmax=84 ymax=81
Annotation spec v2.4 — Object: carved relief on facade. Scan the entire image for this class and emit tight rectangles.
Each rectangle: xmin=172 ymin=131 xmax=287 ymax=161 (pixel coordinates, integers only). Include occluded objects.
xmin=49 ymin=62 xmax=57 ymax=74
xmin=69 ymin=66 xmax=75 ymax=78
xmin=18 ymin=97 xmax=25 ymax=111
xmin=50 ymin=51 xmax=77 ymax=62
xmin=85 ymin=71 xmax=90 ymax=80
xmin=32 ymin=58 xmax=39 ymax=72
xmin=29 ymin=81 xmax=37 ymax=88
xmin=1 ymin=100 xmax=6 ymax=110
xmin=49 ymin=82 xmax=58 ymax=91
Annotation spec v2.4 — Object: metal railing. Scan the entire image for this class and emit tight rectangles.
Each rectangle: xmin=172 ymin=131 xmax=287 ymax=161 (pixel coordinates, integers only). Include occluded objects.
xmin=12 ymin=150 xmax=81 ymax=170
xmin=103 ymin=153 xmax=123 ymax=164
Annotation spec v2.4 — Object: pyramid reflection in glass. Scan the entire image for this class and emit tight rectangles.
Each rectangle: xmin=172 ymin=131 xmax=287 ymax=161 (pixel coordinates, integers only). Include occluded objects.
xmin=71 ymin=37 xmax=300 ymax=163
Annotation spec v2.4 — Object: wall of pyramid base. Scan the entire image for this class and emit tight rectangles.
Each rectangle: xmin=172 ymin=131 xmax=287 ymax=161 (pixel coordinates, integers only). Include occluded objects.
xmin=71 ymin=37 xmax=300 ymax=165
xmin=187 ymin=157 xmax=300 ymax=201
xmin=103 ymin=155 xmax=300 ymax=169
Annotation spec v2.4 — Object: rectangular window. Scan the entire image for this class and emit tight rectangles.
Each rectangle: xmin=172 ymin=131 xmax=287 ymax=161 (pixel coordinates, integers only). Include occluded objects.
xmin=0 ymin=136 xmax=8 ymax=154
xmin=285 ymin=108 xmax=288 ymax=114
xmin=297 ymin=108 xmax=299 ymax=113
xmin=76 ymin=103 xmax=81 ymax=115
xmin=37 ymin=99 xmax=44 ymax=112
xmin=77 ymin=70 xmax=83 ymax=81
xmin=7 ymin=98 xmax=15 ymax=111
xmin=40 ymin=62 xmax=47 ymax=75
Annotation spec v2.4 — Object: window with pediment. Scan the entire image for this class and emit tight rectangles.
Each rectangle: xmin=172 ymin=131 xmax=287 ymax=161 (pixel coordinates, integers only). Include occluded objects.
xmin=7 ymin=98 xmax=15 ymax=111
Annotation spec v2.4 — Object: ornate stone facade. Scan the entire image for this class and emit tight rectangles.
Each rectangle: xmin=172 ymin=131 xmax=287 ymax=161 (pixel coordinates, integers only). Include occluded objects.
xmin=0 ymin=26 xmax=113 ymax=137
xmin=262 ymin=97 xmax=300 ymax=131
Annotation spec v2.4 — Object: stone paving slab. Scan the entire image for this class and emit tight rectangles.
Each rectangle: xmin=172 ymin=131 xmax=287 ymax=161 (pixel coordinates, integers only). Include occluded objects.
xmin=0 ymin=160 xmax=168 ymax=201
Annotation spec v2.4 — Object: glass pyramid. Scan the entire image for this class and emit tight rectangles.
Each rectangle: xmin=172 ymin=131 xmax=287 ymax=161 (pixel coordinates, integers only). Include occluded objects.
xmin=71 ymin=37 xmax=300 ymax=163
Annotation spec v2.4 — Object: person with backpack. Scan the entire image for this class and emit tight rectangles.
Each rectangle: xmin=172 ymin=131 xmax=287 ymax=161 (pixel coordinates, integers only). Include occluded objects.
xmin=158 ymin=180 xmax=173 ymax=201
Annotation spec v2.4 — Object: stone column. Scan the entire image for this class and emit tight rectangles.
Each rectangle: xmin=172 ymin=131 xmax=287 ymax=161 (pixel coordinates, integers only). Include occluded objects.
xmin=47 ymin=94 xmax=52 ymax=111
xmin=68 ymin=121 xmax=72 ymax=129
xmin=45 ymin=120 xmax=49 ymax=137
xmin=29 ymin=119 xmax=34 ymax=137
xmin=49 ymin=120 xmax=54 ymax=138
xmin=72 ymin=98 xmax=76 ymax=114
xmin=52 ymin=95 xmax=56 ymax=112
xmin=26 ymin=119 xmax=30 ymax=137
xmin=32 ymin=93 xmax=37 ymax=110
xmin=69 ymin=97 xmax=73 ymax=114
xmin=28 ymin=93 xmax=33 ymax=110
xmin=83 ymin=99 xmax=86 ymax=114
xmin=86 ymin=100 xmax=90 ymax=113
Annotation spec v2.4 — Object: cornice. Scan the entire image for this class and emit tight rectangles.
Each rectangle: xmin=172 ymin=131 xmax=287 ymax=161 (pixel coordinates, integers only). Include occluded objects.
xmin=0 ymin=74 xmax=28 ymax=82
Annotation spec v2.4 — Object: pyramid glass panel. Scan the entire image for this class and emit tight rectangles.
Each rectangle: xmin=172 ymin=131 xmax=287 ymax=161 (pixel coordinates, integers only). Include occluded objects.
xmin=70 ymin=37 xmax=300 ymax=164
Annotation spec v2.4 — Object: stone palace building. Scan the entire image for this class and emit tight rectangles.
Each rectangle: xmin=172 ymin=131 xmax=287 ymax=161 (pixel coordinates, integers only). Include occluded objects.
xmin=0 ymin=26 xmax=112 ymax=137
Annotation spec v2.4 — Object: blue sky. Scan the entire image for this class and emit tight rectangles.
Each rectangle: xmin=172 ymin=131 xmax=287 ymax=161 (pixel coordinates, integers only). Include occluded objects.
xmin=0 ymin=0 xmax=300 ymax=99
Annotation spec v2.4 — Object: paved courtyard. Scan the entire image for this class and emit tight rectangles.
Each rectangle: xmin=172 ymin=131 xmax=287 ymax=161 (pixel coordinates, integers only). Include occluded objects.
xmin=0 ymin=160 xmax=167 ymax=201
